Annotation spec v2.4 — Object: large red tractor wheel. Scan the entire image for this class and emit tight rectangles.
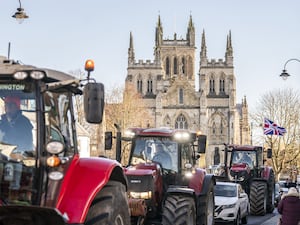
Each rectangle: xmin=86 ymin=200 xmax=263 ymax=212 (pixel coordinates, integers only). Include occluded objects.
xmin=85 ymin=181 xmax=130 ymax=225
xmin=250 ymin=181 xmax=267 ymax=216
xmin=162 ymin=195 xmax=196 ymax=225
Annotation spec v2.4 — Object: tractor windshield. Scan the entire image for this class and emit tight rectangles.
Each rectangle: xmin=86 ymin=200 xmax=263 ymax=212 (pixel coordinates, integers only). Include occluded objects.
xmin=131 ymin=137 xmax=178 ymax=172
xmin=231 ymin=150 xmax=256 ymax=168
xmin=0 ymin=82 xmax=37 ymax=205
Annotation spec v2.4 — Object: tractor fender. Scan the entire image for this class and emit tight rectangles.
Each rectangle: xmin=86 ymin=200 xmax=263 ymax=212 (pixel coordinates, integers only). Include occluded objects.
xmin=252 ymin=178 xmax=268 ymax=183
xmin=199 ymin=174 xmax=216 ymax=196
xmin=56 ymin=155 xmax=127 ymax=224
xmin=167 ymin=186 xmax=195 ymax=196
xmin=261 ymin=166 xmax=273 ymax=180
xmin=188 ymin=168 xmax=209 ymax=195
xmin=165 ymin=186 xmax=197 ymax=204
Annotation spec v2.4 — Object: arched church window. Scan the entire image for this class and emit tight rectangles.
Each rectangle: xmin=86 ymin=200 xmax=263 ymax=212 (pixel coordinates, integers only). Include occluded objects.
xmin=220 ymin=122 xmax=223 ymax=134
xmin=219 ymin=79 xmax=225 ymax=93
xmin=166 ymin=57 xmax=170 ymax=75
xmin=181 ymin=57 xmax=185 ymax=74
xmin=137 ymin=80 xmax=143 ymax=93
xmin=179 ymin=88 xmax=184 ymax=104
xmin=209 ymin=79 xmax=215 ymax=94
xmin=175 ymin=114 xmax=188 ymax=129
xmin=147 ymin=79 xmax=153 ymax=93
xmin=174 ymin=57 xmax=178 ymax=74
xmin=212 ymin=122 xmax=216 ymax=134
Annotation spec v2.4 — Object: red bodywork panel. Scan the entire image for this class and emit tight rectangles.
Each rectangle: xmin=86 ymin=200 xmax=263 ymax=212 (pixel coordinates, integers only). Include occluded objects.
xmin=56 ymin=154 xmax=123 ymax=223
xmin=125 ymin=163 xmax=163 ymax=204
xmin=188 ymin=168 xmax=206 ymax=195
xmin=262 ymin=166 xmax=272 ymax=179
xmin=231 ymin=163 xmax=251 ymax=173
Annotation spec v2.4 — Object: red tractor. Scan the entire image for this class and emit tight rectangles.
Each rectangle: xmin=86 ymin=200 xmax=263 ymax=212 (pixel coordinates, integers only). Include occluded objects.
xmin=0 ymin=57 xmax=130 ymax=224
xmin=111 ymin=127 xmax=215 ymax=225
xmin=217 ymin=144 xmax=275 ymax=216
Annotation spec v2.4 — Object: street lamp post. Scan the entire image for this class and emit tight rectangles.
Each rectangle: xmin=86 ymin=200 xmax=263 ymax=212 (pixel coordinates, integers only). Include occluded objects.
xmin=279 ymin=58 xmax=300 ymax=80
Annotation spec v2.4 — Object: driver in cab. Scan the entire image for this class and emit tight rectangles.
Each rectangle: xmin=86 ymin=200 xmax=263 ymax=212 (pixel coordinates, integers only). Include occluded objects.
xmin=0 ymin=96 xmax=33 ymax=152
xmin=152 ymin=144 xmax=172 ymax=170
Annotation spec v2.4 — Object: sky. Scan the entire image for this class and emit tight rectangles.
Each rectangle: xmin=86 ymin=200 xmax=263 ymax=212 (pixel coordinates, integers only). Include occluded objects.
xmin=1 ymin=0 xmax=300 ymax=114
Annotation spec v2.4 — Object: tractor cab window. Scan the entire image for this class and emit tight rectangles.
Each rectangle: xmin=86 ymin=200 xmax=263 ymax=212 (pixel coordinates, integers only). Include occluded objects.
xmin=181 ymin=144 xmax=193 ymax=172
xmin=0 ymin=82 xmax=37 ymax=205
xmin=44 ymin=91 xmax=75 ymax=156
xmin=231 ymin=151 xmax=256 ymax=168
xmin=131 ymin=138 xmax=178 ymax=172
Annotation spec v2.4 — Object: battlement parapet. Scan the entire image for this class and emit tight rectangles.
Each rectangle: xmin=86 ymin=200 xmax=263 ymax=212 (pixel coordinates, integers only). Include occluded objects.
xmin=129 ymin=59 xmax=160 ymax=68
xmin=206 ymin=58 xmax=226 ymax=67
xmin=162 ymin=39 xmax=189 ymax=46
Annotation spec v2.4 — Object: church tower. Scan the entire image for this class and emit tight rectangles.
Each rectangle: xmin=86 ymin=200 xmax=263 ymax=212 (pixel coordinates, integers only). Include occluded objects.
xmin=125 ymin=15 xmax=250 ymax=167
xmin=155 ymin=15 xmax=196 ymax=89
xmin=198 ymin=30 xmax=246 ymax=165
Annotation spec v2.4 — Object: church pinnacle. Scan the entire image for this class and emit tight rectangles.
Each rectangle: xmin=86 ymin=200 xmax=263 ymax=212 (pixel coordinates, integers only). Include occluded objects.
xmin=225 ymin=30 xmax=233 ymax=66
xmin=128 ymin=31 xmax=135 ymax=65
xmin=200 ymin=29 xmax=208 ymax=66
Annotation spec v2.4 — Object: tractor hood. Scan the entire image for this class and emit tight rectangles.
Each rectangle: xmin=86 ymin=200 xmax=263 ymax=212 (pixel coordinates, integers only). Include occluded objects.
xmin=230 ymin=163 xmax=250 ymax=172
xmin=125 ymin=163 xmax=159 ymax=176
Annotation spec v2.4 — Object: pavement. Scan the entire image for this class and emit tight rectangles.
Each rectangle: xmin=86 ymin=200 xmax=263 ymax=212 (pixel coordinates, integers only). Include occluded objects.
xmin=261 ymin=212 xmax=281 ymax=225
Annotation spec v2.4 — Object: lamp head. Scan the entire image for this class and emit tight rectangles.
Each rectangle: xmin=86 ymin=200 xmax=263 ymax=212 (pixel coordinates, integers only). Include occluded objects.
xmin=12 ymin=0 xmax=29 ymax=24
xmin=279 ymin=69 xmax=290 ymax=81
xmin=12 ymin=7 xmax=29 ymax=23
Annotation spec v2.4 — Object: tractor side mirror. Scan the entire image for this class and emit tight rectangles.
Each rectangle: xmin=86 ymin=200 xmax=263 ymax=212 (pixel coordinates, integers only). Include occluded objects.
xmin=197 ymin=135 xmax=207 ymax=153
xmin=267 ymin=148 xmax=272 ymax=158
xmin=84 ymin=82 xmax=104 ymax=123
xmin=105 ymin=131 xmax=112 ymax=150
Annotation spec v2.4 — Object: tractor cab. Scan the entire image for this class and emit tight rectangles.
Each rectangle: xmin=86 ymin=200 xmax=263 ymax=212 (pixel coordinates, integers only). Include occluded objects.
xmin=0 ymin=59 xmax=103 ymax=208
xmin=126 ymin=128 xmax=204 ymax=177
xmin=117 ymin=127 xmax=215 ymax=225
xmin=217 ymin=144 xmax=275 ymax=216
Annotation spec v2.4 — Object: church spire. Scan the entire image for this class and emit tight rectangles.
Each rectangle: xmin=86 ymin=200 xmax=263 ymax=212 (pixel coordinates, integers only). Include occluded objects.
xmin=200 ymin=29 xmax=208 ymax=66
xmin=225 ymin=30 xmax=233 ymax=66
xmin=241 ymin=95 xmax=250 ymax=144
xmin=155 ymin=15 xmax=163 ymax=47
xmin=242 ymin=95 xmax=247 ymax=107
xmin=128 ymin=31 xmax=135 ymax=65
xmin=186 ymin=15 xmax=195 ymax=46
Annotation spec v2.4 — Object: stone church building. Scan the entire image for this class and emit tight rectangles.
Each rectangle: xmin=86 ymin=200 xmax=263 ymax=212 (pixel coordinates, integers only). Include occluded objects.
xmin=125 ymin=15 xmax=250 ymax=167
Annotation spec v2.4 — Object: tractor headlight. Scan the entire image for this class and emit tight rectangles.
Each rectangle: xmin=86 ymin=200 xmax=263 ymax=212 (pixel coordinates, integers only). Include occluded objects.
xmin=174 ymin=131 xmax=190 ymax=141
xmin=46 ymin=141 xmax=64 ymax=154
xmin=123 ymin=129 xmax=136 ymax=141
xmin=185 ymin=171 xmax=193 ymax=178
xmin=13 ymin=71 xmax=28 ymax=80
xmin=30 ymin=70 xmax=45 ymax=80
xmin=129 ymin=191 xmax=152 ymax=199
xmin=13 ymin=70 xmax=46 ymax=80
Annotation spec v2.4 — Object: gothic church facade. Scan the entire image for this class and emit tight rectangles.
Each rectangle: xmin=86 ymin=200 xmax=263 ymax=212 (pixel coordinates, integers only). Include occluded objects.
xmin=125 ymin=15 xmax=250 ymax=166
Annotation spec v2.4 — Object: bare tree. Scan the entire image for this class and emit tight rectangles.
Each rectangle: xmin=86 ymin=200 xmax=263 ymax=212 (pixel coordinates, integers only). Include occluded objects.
xmin=251 ymin=88 xmax=300 ymax=181
xmin=105 ymin=83 xmax=152 ymax=163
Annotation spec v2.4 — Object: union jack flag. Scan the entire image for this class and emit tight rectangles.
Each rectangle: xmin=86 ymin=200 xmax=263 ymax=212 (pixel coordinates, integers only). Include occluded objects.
xmin=263 ymin=118 xmax=287 ymax=136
